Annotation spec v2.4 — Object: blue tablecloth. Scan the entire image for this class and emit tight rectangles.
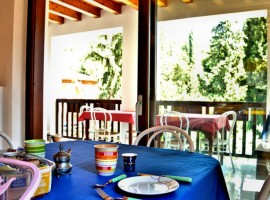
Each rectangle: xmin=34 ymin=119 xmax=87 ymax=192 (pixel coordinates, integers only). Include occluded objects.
xmin=36 ymin=140 xmax=229 ymax=200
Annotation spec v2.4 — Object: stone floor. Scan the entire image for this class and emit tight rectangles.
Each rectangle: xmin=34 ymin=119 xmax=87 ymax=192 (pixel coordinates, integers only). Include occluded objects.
xmin=220 ymin=156 xmax=266 ymax=200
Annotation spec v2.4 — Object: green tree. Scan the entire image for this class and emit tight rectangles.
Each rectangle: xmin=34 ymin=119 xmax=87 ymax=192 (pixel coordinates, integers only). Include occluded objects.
xmin=198 ymin=21 xmax=247 ymax=101
xmin=158 ymin=30 xmax=180 ymax=100
xmin=171 ymin=31 xmax=200 ymax=99
xmin=79 ymin=33 xmax=122 ymax=99
xmin=158 ymin=31 xmax=200 ymax=100
xmin=243 ymin=17 xmax=267 ymax=102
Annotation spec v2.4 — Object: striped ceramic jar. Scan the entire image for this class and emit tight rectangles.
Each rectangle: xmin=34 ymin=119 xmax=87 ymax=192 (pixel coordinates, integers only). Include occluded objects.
xmin=94 ymin=144 xmax=118 ymax=176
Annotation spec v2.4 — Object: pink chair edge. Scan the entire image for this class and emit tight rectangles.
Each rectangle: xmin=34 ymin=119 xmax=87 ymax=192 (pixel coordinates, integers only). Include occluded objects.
xmin=0 ymin=157 xmax=41 ymax=200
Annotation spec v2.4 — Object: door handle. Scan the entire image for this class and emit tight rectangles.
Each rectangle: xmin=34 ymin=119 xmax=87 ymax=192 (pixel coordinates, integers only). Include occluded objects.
xmin=135 ymin=95 xmax=143 ymax=133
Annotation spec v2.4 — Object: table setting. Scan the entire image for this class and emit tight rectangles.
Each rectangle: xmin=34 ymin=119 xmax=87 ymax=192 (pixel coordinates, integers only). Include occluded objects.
xmin=92 ymin=143 xmax=182 ymax=199
xmin=29 ymin=140 xmax=230 ymax=200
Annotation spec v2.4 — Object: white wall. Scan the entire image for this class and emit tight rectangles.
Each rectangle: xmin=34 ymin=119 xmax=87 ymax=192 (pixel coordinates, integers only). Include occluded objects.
xmin=0 ymin=0 xmax=27 ymax=148
xmin=0 ymin=87 xmax=5 ymax=148
xmin=11 ymin=0 xmax=27 ymax=147
xmin=0 ymin=1 xmax=14 ymax=148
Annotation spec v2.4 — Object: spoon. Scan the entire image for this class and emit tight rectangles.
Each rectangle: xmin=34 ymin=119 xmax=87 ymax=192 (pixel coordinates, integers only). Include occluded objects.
xmin=94 ymin=174 xmax=127 ymax=188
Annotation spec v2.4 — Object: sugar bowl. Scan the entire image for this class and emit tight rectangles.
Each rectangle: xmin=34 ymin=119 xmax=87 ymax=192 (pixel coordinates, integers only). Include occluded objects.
xmin=53 ymin=144 xmax=72 ymax=177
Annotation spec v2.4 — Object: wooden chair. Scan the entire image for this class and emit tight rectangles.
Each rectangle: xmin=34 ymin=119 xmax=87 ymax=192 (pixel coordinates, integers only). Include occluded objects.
xmin=201 ymin=111 xmax=236 ymax=172
xmin=159 ymin=111 xmax=190 ymax=149
xmin=134 ymin=125 xmax=194 ymax=152
xmin=257 ymin=175 xmax=270 ymax=200
xmin=91 ymin=107 xmax=121 ymax=142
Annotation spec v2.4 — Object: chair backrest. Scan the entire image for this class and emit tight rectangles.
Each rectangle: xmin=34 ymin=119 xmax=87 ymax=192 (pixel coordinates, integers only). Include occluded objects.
xmin=79 ymin=104 xmax=92 ymax=115
xmin=160 ymin=111 xmax=190 ymax=150
xmin=91 ymin=107 xmax=112 ymax=132
xmin=0 ymin=157 xmax=41 ymax=200
xmin=257 ymin=175 xmax=270 ymax=200
xmin=134 ymin=125 xmax=194 ymax=152
xmin=218 ymin=111 xmax=237 ymax=134
xmin=0 ymin=132 xmax=15 ymax=150
xmin=160 ymin=111 xmax=189 ymax=132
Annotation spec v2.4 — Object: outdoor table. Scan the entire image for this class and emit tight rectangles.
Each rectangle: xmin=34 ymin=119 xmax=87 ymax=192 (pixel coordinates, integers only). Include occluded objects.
xmin=79 ymin=110 xmax=136 ymax=144
xmin=156 ymin=113 xmax=230 ymax=155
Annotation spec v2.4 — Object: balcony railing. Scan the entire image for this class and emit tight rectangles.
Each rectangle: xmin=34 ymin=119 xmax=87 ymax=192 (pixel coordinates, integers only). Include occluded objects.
xmin=156 ymin=101 xmax=266 ymax=158
xmin=55 ymin=99 xmax=122 ymax=140
xmin=56 ymin=99 xmax=266 ymax=158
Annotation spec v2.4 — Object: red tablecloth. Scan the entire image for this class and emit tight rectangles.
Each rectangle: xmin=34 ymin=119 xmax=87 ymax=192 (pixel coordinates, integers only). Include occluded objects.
xmin=78 ymin=110 xmax=135 ymax=124
xmin=78 ymin=110 xmax=136 ymax=144
xmin=156 ymin=113 xmax=230 ymax=155
xmin=156 ymin=113 xmax=230 ymax=136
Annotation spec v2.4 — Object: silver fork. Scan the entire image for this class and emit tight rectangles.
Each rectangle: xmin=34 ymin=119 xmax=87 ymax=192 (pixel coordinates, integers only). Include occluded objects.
xmin=95 ymin=188 xmax=120 ymax=200
xmin=95 ymin=188 xmax=141 ymax=200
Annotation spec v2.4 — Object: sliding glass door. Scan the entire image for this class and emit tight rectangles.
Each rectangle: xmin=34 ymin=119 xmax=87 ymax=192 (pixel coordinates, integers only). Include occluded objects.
xmin=137 ymin=0 xmax=268 ymax=155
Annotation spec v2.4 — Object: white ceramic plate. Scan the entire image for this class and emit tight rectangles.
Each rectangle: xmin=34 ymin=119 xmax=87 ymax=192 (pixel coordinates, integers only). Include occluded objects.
xmin=118 ymin=176 xmax=179 ymax=195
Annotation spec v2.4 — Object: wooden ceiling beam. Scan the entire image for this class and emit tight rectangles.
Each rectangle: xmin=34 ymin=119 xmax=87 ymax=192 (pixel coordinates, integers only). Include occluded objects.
xmin=116 ymin=0 xmax=167 ymax=9
xmin=49 ymin=13 xmax=65 ymax=24
xmin=48 ymin=0 xmax=171 ymax=24
xmin=117 ymin=0 xmax=138 ymax=9
xmin=157 ymin=0 xmax=167 ymax=7
xmin=182 ymin=0 xmax=193 ymax=3
xmin=51 ymin=0 xmax=101 ymax=18
xmin=49 ymin=1 xmax=82 ymax=21
xmin=84 ymin=0 xmax=122 ymax=14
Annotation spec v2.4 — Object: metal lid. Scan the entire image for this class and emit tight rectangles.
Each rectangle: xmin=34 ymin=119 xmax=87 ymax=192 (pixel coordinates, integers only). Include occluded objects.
xmin=53 ymin=144 xmax=71 ymax=161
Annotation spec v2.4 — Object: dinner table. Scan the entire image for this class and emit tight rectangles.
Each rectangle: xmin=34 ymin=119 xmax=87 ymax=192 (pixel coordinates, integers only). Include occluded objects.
xmin=36 ymin=140 xmax=230 ymax=200
xmin=78 ymin=110 xmax=136 ymax=145
xmin=156 ymin=113 xmax=230 ymax=155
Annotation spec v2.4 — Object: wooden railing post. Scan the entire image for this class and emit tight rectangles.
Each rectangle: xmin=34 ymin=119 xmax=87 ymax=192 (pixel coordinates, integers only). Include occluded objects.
xmin=55 ymin=99 xmax=122 ymax=141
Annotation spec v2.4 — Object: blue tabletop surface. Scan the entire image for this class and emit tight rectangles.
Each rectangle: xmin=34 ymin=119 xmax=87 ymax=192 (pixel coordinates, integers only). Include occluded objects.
xmin=36 ymin=140 xmax=229 ymax=200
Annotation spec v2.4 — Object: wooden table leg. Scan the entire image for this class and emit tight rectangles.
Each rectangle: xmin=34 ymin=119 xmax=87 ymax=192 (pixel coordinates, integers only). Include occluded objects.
xmin=128 ymin=123 xmax=133 ymax=145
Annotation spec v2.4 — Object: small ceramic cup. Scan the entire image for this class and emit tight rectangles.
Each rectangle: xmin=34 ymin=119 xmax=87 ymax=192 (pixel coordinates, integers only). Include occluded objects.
xmin=122 ymin=153 xmax=137 ymax=172
xmin=94 ymin=144 xmax=118 ymax=176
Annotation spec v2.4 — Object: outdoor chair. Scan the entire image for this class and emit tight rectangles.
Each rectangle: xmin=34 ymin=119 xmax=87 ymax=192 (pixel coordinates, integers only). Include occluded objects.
xmin=134 ymin=125 xmax=194 ymax=152
xmin=200 ymin=111 xmax=236 ymax=172
xmin=79 ymin=104 xmax=92 ymax=115
xmin=91 ymin=107 xmax=121 ymax=142
xmin=159 ymin=110 xmax=190 ymax=150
